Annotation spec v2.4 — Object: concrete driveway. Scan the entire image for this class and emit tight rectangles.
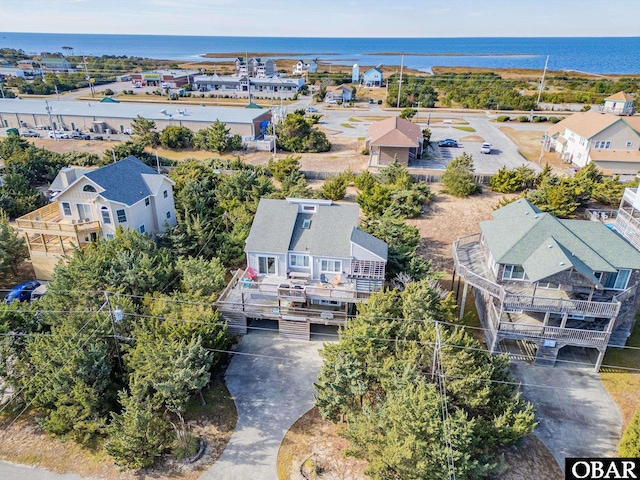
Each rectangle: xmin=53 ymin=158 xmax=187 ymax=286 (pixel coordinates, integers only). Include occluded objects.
xmin=0 ymin=461 xmax=100 ymax=480
xmin=201 ymin=325 xmax=324 ymax=480
xmin=510 ymin=361 xmax=622 ymax=473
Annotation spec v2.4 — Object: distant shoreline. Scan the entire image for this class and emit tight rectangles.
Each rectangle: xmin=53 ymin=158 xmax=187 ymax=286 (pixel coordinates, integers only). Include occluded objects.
xmin=200 ymin=52 xmax=535 ymax=59
xmin=362 ymin=52 xmax=534 ymax=57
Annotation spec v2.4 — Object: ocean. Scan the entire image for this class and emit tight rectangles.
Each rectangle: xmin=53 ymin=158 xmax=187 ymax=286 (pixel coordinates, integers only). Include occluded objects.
xmin=1 ymin=32 xmax=639 ymax=74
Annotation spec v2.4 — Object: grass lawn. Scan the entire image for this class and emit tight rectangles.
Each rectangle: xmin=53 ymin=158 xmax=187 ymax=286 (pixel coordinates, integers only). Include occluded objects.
xmin=0 ymin=381 xmax=237 ymax=480
xmin=600 ymin=318 xmax=640 ymax=428
xmin=340 ymin=123 xmax=355 ymax=128
xmin=453 ymin=126 xmax=476 ymax=132
xmin=348 ymin=117 xmax=362 ymax=122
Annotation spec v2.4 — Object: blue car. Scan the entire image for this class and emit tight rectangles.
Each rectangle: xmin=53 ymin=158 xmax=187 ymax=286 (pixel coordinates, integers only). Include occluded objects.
xmin=438 ymin=139 xmax=458 ymax=147
xmin=4 ymin=281 xmax=40 ymax=305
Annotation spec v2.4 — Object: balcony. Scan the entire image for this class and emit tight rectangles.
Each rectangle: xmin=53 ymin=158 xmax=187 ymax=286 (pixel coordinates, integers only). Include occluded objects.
xmin=16 ymin=203 xmax=101 ymax=238
xmin=453 ymin=234 xmax=622 ymax=319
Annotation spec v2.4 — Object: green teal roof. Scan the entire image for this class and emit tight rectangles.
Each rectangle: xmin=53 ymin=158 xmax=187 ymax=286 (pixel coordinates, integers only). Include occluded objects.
xmin=480 ymin=199 xmax=640 ymax=281
xmin=246 ymin=102 xmax=263 ymax=109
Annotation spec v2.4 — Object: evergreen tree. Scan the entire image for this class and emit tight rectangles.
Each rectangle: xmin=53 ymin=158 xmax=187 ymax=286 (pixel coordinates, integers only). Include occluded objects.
xmin=0 ymin=211 xmax=28 ymax=275
xmin=441 ymin=152 xmax=478 ymax=197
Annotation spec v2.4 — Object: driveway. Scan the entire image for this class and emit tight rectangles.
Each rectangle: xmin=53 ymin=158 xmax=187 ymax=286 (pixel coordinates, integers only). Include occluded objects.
xmin=0 ymin=461 xmax=100 ymax=480
xmin=201 ymin=325 xmax=324 ymax=480
xmin=510 ymin=360 xmax=622 ymax=473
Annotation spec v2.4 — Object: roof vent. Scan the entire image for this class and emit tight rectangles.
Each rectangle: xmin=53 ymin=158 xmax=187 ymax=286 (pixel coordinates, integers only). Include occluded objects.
xmin=525 ymin=212 xmax=529 ymax=215
xmin=548 ymin=245 xmax=553 ymax=249
xmin=517 ymin=200 xmax=521 ymax=203
xmin=560 ymin=262 xmax=565 ymax=266
xmin=534 ymin=215 xmax=539 ymax=219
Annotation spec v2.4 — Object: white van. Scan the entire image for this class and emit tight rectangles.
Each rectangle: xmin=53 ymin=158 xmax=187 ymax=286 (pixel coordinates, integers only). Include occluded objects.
xmin=481 ymin=143 xmax=492 ymax=154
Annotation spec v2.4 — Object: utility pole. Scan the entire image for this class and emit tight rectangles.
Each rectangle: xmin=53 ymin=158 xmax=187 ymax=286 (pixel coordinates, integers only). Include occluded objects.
xmin=433 ymin=321 xmax=456 ymax=480
xmin=397 ymin=54 xmax=404 ymax=109
xmin=54 ymin=85 xmax=60 ymax=101
xmin=156 ymin=150 xmax=161 ymax=173
xmin=82 ymin=54 xmax=94 ymax=98
xmin=536 ymin=55 xmax=549 ymax=110
xmin=45 ymin=100 xmax=57 ymax=141
xmin=103 ymin=291 xmax=123 ymax=371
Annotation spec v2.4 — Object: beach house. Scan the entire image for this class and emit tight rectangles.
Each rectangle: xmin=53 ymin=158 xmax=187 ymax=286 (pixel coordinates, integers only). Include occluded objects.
xmin=16 ymin=157 xmax=177 ymax=280
xmin=217 ymin=198 xmax=388 ymax=339
xmin=453 ymin=199 xmax=640 ymax=370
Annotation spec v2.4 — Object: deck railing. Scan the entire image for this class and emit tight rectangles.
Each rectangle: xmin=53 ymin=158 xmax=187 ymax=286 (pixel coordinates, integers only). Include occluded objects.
xmin=454 ymin=235 xmax=622 ymax=318
xmin=16 ymin=204 xmax=101 ymax=235
xmin=217 ymin=300 xmax=351 ymax=326
xmin=218 ymin=268 xmax=245 ymax=303
xmin=498 ymin=322 xmax=609 ymax=346
xmin=503 ymin=294 xmax=619 ymax=318
xmin=233 ymin=277 xmax=368 ymax=301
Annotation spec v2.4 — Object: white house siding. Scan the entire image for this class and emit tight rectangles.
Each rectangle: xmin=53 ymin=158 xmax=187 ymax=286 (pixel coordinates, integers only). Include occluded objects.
xmin=246 ymin=251 xmax=287 ymax=277
xmin=591 ymin=121 xmax=640 ymax=150
xmin=118 ymin=199 xmax=159 ymax=236
xmin=313 ymin=256 xmax=351 ymax=282
xmin=589 ymin=160 xmax=640 ymax=176
xmin=351 ymin=243 xmax=384 ymax=262
xmin=563 ymin=128 xmax=591 ymax=167
xmin=151 ymin=181 xmax=177 ymax=230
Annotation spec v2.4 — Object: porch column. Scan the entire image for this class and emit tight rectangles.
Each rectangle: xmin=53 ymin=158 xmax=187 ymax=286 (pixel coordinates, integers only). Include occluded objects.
xmin=560 ymin=312 xmax=569 ymax=329
xmin=59 ymin=235 xmax=66 ymax=255
xmin=588 ymin=285 xmax=595 ymax=302
xmin=542 ymin=312 xmax=551 ymax=326
xmin=451 ymin=270 xmax=456 ymax=292
xmin=458 ymin=281 xmax=469 ymax=321
xmin=40 ymin=234 xmax=48 ymax=253
xmin=606 ymin=317 xmax=616 ymax=334
xmin=594 ymin=348 xmax=606 ymax=372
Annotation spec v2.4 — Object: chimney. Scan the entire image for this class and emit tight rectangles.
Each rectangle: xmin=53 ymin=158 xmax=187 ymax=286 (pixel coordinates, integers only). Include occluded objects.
xmin=59 ymin=167 xmax=77 ymax=188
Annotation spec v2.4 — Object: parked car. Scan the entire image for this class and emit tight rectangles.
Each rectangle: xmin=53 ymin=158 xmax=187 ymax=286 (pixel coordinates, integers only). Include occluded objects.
xmin=377 ymin=99 xmax=383 ymax=105
xmin=481 ymin=142 xmax=492 ymax=154
xmin=6 ymin=127 xmax=19 ymax=137
xmin=438 ymin=139 xmax=458 ymax=147
xmin=3 ymin=281 xmax=40 ymax=305
xmin=69 ymin=131 xmax=90 ymax=140
xmin=20 ymin=129 xmax=40 ymax=138
xmin=369 ymin=98 xmax=374 ymax=104
xmin=48 ymin=131 xmax=69 ymax=139
xmin=306 ymin=107 xmax=319 ymax=113
xmin=93 ymin=135 xmax=104 ymax=141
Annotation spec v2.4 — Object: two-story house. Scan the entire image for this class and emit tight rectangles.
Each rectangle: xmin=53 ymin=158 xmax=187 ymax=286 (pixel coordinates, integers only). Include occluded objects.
xmin=235 ymin=58 xmax=276 ymax=78
xmin=217 ymin=198 xmax=388 ymax=339
xmin=363 ymin=67 xmax=383 ymax=87
xmin=453 ymin=199 xmax=640 ymax=370
xmin=16 ymin=156 xmax=177 ymax=280
xmin=544 ymin=106 xmax=640 ymax=175
xmin=603 ymin=91 xmax=636 ymax=116
xmin=324 ymin=85 xmax=353 ymax=104
xmin=40 ymin=56 xmax=74 ymax=73
xmin=366 ymin=116 xmax=424 ymax=166
xmin=293 ymin=60 xmax=318 ymax=75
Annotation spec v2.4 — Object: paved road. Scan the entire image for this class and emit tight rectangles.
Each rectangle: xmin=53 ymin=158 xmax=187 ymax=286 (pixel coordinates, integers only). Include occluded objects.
xmin=0 ymin=461 xmax=101 ymax=480
xmin=510 ymin=360 xmax=622 ymax=473
xmin=201 ymin=326 xmax=324 ymax=480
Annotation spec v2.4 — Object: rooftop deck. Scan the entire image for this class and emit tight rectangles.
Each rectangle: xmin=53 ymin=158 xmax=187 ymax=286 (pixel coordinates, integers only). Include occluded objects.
xmin=16 ymin=203 xmax=101 ymax=237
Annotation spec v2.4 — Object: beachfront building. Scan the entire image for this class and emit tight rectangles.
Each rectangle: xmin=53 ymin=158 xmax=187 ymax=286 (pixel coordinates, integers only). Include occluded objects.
xmin=352 ymin=64 xmax=360 ymax=84
xmin=293 ymin=60 xmax=318 ymax=75
xmin=234 ymin=58 xmax=276 ymax=78
xmin=217 ymin=198 xmax=388 ymax=339
xmin=130 ymin=70 xmax=199 ymax=87
xmin=603 ymin=91 xmax=636 ymax=116
xmin=40 ymin=57 xmax=74 ymax=73
xmin=543 ymin=108 xmax=640 ymax=175
xmin=0 ymin=99 xmax=272 ymax=138
xmin=193 ymin=74 xmax=304 ymax=100
xmin=363 ymin=68 xmax=383 ymax=87
xmin=366 ymin=116 xmax=424 ymax=166
xmin=16 ymin=157 xmax=176 ymax=280
xmin=0 ymin=67 xmax=25 ymax=79
xmin=453 ymin=199 xmax=640 ymax=371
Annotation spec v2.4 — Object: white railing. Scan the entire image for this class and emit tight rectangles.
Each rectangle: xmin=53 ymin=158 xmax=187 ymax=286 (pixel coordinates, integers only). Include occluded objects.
xmin=217 ymin=301 xmax=350 ymax=326
xmin=218 ymin=268 xmax=245 ymax=302
xmin=498 ymin=322 xmax=609 ymax=346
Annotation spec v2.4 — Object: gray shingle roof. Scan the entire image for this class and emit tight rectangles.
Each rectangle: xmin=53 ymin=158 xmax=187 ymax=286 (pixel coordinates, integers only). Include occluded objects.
xmin=351 ymin=227 xmax=388 ymax=260
xmin=245 ymin=199 xmax=387 ymax=260
xmin=84 ymin=156 xmax=159 ymax=206
xmin=480 ymin=199 xmax=640 ymax=280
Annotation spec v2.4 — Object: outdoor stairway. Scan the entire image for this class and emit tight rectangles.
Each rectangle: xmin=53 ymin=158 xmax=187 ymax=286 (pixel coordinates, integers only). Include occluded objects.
xmin=279 ymin=316 xmax=310 ymax=340
xmin=220 ymin=309 xmax=247 ymax=335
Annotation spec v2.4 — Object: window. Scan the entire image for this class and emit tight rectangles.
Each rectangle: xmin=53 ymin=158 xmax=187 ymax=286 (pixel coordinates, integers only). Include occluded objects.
xmin=116 ymin=209 xmax=127 ymax=223
xmin=537 ymin=281 xmax=560 ymax=290
xmin=139 ymin=224 xmax=146 ymax=234
xmin=166 ymin=211 xmax=171 ymax=219
xmin=82 ymin=185 xmax=96 ymax=193
xmin=594 ymin=140 xmax=611 ymax=149
xmin=502 ymin=264 xmax=525 ymax=280
xmin=62 ymin=202 xmax=72 ymax=216
xmin=258 ymin=256 xmax=276 ymax=275
xmin=106 ymin=234 xmax=114 ymax=240
xmin=626 ymin=141 xmax=633 ymax=148
xmin=290 ymin=254 xmax=310 ymax=267
xmin=302 ymin=205 xmax=316 ymax=212
xmin=76 ymin=204 xmax=92 ymax=221
xmin=604 ymin=269 xmax=631 ymax=290
xmin=321 ymin=260 xmax=342 ymax=273
xmin=163 ymin=190 xmax=168 ymax=198
xmin=302 ymin=219 xmax=311 ymax=229
xmin=145 ymin=197 xmax=150 ymax=207
xmin=100 ymin=206 xmax=111 ymax=224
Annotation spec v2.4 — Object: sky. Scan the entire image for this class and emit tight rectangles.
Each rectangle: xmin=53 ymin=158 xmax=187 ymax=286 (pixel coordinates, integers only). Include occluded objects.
xmin=1 ymin=0 xmax=639 ymax=37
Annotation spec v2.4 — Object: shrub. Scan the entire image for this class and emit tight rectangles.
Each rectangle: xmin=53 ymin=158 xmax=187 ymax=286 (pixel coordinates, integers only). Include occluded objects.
xmin=517 ymin=116 xmax=530 ymax=122
xmin=496 ymin=115 xmax=510 ymax=122
xmin=268 ymin=155 xmax=301 ymax=182
xmin=361 ymin=148 xmax=369 ymax=155
xmin=533 ymin=116 xmax=548 ymax=123
xmin=441 ymin=152 xmax=478 ymax=197
xmin=620 ymin=408 xmax=640 ymax=457
xmin=159 ymin=126 xmax=193 ymax=149
xmin=319 ymin=171 xmax=353 ymax=201
xmin=548 ymin=116 xmax=561 ymax=124
xmin=102 ymin=88 xmax=114 ymax=96
xmin=354 ymin=171 xmax=377 ymax=191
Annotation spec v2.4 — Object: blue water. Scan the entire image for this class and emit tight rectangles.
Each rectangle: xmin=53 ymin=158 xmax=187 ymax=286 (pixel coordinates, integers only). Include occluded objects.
xmin=1 ymin=32 xmax=639 ymax=74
